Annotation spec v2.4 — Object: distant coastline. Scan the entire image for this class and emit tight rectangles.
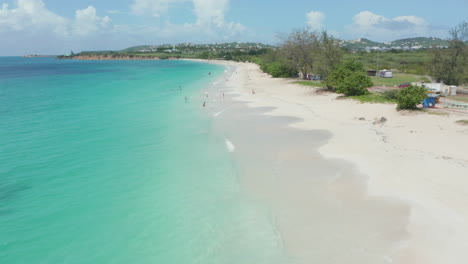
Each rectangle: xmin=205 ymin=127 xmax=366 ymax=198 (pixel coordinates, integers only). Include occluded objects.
xmin=24 ymin=55 xmax=55 ymax=58
xmin=56 ymin=55 xmax=181 ymax=61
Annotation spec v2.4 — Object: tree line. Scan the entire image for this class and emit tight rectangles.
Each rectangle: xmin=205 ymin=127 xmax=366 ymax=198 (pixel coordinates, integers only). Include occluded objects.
xmin=430 ymin=21 xmax=468 ymax=86
xmin=250 ymin=21 xmax=467 ymax=88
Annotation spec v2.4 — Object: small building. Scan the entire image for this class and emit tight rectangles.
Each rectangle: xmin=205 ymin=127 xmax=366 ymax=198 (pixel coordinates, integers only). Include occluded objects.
xmin=366 ymin=70 xmax=377 ymax=76
xmin=414 ymin=83 xmax=457 ymax=95
xmin=443 ymin=85 xmax=457 ymax=96
xmin=423 ymin=83 xmax=442 ymax=93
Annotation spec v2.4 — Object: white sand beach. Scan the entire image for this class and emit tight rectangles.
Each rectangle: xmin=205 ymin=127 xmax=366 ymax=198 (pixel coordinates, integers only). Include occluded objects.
xmin=195 ymin=59 xmax=468 ymax=264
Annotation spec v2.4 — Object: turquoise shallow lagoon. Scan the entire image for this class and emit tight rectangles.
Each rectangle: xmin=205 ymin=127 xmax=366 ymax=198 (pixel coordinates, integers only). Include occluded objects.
xmin=0 ymin=58 xmax=290 ymax=263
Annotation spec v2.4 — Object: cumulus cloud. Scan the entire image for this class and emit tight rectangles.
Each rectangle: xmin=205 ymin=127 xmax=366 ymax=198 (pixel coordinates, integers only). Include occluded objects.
xmin=0 ymin=0 xmax=117 ymax=54
xmin=192 ymin=0 xmax=227 ymax=26
xmin=73 ymin=6 xmax=111 ymax=36
xmin=306 ymin=11 xmax=325 ymax=31
xmin=0 ymin=0 xmax=111 ymax=37
xmin=346 ymin=11 xmax=434 ymax=41
xmin=0 ymin=0 xmax=68 ymax=36
xmin=0 ymin=0 xmax=246 ymax=55
xmin=131 ymin=0 xmax=245 ymax=38
xmin=131 ymin=0 xmax=185 ymax=17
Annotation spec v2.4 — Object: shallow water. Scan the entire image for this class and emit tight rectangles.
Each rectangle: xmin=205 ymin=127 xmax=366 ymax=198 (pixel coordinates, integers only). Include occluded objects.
xmin=0 ymin=58 xmax=291 ymax=264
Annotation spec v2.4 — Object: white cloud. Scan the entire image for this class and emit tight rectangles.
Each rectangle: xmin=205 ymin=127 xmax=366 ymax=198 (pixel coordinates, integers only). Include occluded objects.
xmin=0 ymin=0 xmax=247 ymax=55
xmin=0 ymin=0 xmax=68 ymax=36
xmin=73 ymin=6 xmax=111 ymax=36
xmin=131 ymin=0 xmax=245 ymax=38
xmin=306 ymin=11 xmax=325 ymax=31
xmin=192 ymin=0 xmax=227 ymax=26
xmin=0 ymin=0 xmax=120 ymax=54
xmin=346 ymin=11 xmax=433 ymax=41
xmin=131 ymin=0 xmax=186 ymax=17
xmin=0 ymin=0 xmax=111 ymax=37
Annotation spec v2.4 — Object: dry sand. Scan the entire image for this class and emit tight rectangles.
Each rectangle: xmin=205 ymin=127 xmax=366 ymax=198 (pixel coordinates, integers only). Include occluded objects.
xmin=194 ymin=59 xmax=468 ymax=264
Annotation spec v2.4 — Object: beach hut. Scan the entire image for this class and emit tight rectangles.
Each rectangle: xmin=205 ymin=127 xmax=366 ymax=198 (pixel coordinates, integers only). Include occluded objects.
xmin=366 ymin=70 xmax=377 ymax=77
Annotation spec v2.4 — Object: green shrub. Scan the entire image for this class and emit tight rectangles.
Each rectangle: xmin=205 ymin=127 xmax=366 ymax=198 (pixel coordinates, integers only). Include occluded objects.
xmin=325 ymin=60 xmax=373 ymax=94
xmin=349 ymin=92 xmax=396 ymax=104
xmin=260 ymin=61 xmax=296 ymax=78
xmin=397 ymin=85 xmax=428 ymax=110
xmin=336 ymin=72 xmax=372 ymax=96
xmin=382 ymin=89 xmax=399 ymax=100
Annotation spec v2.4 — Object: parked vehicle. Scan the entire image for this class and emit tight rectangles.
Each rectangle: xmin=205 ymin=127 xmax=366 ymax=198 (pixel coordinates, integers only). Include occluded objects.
xmin=399 ymin=82 xmax=410 ymax=88
xmin=379 ymin=70 xmax=393 ymax=78
xmin=305 ymin=74 xmax=321 ymax=81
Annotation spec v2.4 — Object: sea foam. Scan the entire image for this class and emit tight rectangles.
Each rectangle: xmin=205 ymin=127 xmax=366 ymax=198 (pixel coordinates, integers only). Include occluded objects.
xmin=225 ymin=139 xmax=235 ymax=152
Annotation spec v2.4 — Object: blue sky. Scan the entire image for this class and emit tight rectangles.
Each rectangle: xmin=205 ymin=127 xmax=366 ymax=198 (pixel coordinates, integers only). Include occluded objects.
xmin=0 ymin=0 xmax=466 ymax=55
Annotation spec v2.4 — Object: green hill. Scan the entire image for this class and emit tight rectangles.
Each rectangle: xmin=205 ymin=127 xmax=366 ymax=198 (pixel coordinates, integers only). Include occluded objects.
xmin=122 ymin=45 xmax=159 ymax=52
xmin=388 ymin=37 xmax=449 ymax=48
xmin=341 ymin=38 xmax=383 ymax=50
xmin=342 ymin=37 xmax=449 ymax=51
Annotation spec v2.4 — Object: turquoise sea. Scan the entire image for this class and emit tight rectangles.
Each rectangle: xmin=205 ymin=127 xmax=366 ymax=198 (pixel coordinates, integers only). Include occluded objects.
xmin=0 ymin=58 xmax=290 ymax=263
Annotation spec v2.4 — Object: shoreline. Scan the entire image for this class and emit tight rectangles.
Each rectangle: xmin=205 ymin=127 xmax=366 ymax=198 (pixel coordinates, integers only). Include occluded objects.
xmin=201 ymin=59 xmax=468 ymax=263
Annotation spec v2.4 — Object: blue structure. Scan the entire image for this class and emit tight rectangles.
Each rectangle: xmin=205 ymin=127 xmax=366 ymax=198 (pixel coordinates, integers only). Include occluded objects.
xmin=423 ymin=97 xmax=437 ymax=108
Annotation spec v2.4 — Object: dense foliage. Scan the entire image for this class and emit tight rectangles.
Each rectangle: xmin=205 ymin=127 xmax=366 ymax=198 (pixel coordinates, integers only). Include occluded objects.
xmin=260 ymin=61 xmax=297 ymax=77
xmin=430 ymin=21 xmax=468 ymax=85
xmin=325 ymin=60 xmax=373 ymax=96
xmin=280 ymin=29 xmax=343 ymax=79
xmin=396 ymin=85 xmax=428 ymax=110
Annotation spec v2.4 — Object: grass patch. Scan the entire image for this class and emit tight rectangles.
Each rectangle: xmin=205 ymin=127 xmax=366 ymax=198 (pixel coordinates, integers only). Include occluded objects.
xmin=346 ymin=50 xmax=432 ymax=75
xmin=447 ymin=96 xmax=468 ymax=103
xmin=348 ymin=92 xmax=397 ymax=104
xmin=456 ymin=120 xmax=468 ymax=125
xmin=370 ymin=73 xmax=430 ymax=87
xmin=425 ymin=110 xmax=449 ymax=116
xmin=293 ymin=81 xmax=327 ymax=88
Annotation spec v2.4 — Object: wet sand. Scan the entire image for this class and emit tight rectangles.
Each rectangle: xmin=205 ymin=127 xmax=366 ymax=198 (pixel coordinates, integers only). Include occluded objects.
xmin=215 ymin=104 xmax=410 ymax=263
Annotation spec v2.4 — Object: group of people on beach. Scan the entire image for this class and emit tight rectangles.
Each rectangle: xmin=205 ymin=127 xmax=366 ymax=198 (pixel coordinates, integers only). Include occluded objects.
xmin=181 ymin=71 xmax=255 ymax=108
